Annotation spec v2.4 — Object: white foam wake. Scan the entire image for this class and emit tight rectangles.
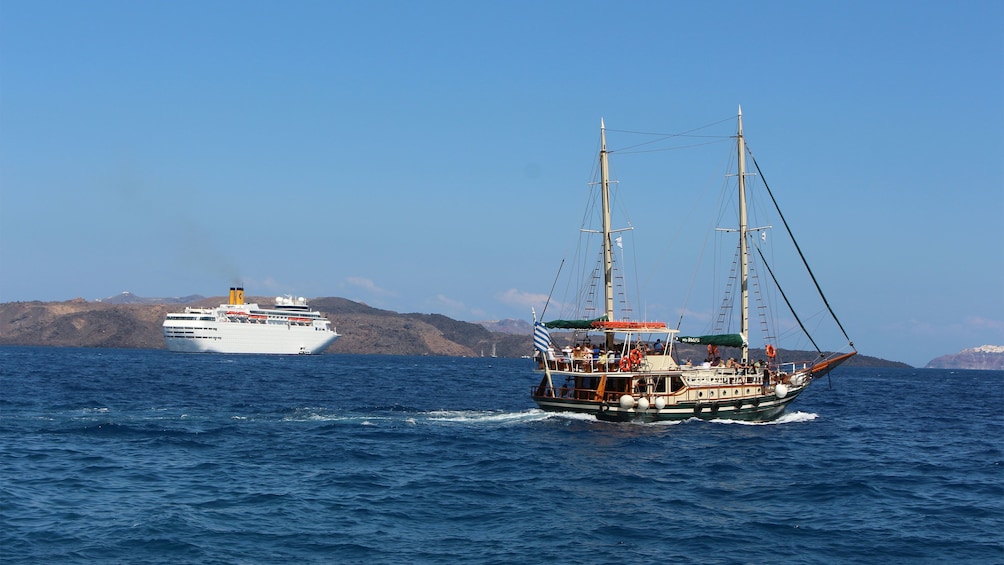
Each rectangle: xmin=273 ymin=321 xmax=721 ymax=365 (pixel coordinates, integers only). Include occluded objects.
xmin=426 ymin=409 xmax=551 ymax=424
xmin=710 ymin=411 xmax=818 ymax=425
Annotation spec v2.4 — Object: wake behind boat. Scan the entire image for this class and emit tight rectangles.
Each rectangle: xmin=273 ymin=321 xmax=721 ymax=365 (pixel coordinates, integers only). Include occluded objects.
xmin=531 ymin=110 xmax=856 ymax=422
xmin=163 ymin=287 xmax=340 ymax=354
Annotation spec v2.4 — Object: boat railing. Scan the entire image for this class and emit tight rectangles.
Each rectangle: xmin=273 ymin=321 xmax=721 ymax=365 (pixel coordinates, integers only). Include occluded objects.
xmin=683 ymin=368 xmax=767 ymax=383
xmin=777 ymin=361 xmax=812 ymax=374
xmin=535 ymin=355 xmax=682 ymax=374
xmin=547 ymin=388 xmax=636 ymax=403
xmin=531 ymin=385 xmax=600 ymax=400
xmin=535 ymin=359 xmax=634 ymax=373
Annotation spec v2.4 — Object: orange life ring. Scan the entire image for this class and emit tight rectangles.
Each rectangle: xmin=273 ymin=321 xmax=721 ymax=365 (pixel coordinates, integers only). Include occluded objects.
xmin=765 ymin=344 xmax=777 ymax=358
xmin=619 ymin=356 xmax=632 ymax=371
xmin=629 ymin=348 xmax=642 ymax=364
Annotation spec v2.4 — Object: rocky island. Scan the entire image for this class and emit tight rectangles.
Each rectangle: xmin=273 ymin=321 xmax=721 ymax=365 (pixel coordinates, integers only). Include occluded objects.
xmin=925 ymin=345 xmax=1004 ymax=370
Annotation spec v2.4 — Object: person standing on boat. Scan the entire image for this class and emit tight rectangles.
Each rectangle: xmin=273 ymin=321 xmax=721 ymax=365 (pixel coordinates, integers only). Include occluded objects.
xmin=572 ymin=346 xmax=583 ymax=372
xmin=653 ymin=339 xmax=664 ymax=353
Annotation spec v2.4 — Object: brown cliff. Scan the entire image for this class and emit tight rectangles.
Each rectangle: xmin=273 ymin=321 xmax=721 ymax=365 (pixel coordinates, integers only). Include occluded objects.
xmin=0 ymin=296 xmax=530 ymax=357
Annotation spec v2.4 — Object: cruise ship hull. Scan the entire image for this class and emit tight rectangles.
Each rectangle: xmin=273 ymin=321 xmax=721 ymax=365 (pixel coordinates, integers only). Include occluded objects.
xmin=164 ymin=323 xmax=339 ymax=354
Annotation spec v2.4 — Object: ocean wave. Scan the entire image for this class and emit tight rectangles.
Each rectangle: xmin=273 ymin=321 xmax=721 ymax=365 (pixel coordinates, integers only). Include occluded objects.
xmin=425 ymin=409 xmax=551 ymax=425
xmin=5 ymin=350 xmax=1002 ymax=565
xmin=708 ymin=410 xmax=819 ymax=425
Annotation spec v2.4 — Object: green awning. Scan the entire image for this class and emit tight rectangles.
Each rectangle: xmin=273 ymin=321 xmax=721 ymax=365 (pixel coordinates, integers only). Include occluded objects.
xmin=544 ymin=316 xmax=607 ymax=329
xmin=677 ymin=334 xmax=745 ymax=347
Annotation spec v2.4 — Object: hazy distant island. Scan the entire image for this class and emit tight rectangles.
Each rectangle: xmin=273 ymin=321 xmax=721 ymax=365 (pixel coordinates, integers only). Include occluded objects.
xmin=1 ymin=292 xmax=908 ymax=367
xmin=0 ymin=293 xmax=528 ymax=358
xmin=925 ymin=345 xmax=1004 ymax=370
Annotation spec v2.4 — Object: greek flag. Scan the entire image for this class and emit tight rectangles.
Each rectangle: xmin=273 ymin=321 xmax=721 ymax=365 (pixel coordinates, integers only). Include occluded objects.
xmin=533 ymin=322 xmax=552 ymax=353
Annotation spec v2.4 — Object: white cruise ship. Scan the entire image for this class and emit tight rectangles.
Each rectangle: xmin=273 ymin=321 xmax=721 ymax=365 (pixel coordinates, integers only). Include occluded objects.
xmin=163 ymin=287 xmax=340 ymax=354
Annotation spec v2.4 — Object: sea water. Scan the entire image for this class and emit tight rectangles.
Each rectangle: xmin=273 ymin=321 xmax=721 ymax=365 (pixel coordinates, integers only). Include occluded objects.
xmin=1 ymin=347 xmax=1001 ymax=564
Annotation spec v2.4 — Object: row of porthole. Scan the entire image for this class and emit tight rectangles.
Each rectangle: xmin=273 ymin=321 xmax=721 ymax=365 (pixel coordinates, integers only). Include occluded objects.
xmin=697 ymin=388 xmax=756 ymax=398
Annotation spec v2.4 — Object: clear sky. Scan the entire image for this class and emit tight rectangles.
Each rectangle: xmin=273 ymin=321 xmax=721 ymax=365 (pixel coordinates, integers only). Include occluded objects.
xmin=1 ymin=1 xmax=1002 ymax=367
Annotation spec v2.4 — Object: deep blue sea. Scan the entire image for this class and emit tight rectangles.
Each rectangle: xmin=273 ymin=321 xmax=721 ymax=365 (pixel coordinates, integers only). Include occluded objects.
xmin=1 ymin=347 xmax=1001 ymax=564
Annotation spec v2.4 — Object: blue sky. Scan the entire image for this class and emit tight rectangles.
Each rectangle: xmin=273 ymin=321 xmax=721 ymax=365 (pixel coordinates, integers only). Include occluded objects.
xmin=1 ymin=1 xmax=1001 ymax=367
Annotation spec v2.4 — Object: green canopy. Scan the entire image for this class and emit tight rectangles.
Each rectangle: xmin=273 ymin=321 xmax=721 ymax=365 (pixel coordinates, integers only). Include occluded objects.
xmin=677 ymin=334 xmax=745 ymax=347
xmin=544 ymin=316 xmax=607 ymax=329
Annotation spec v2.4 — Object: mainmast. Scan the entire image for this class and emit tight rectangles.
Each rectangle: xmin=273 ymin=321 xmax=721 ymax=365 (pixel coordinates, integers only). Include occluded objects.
xmin=737 ymin=107 xmax=750 ymax=364
xmin=599 ymin=119 xmax=615 ymax=350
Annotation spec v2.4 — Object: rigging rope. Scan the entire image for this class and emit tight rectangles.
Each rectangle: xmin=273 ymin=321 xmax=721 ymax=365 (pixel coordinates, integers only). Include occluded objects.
xmin=748 ymin=150 xmax=855 ymax=349
xmin=539 ymin=258 xmax=564 ymax=320
xmin=753 ymin=246 xmax=822 ymax=355
xmin=615 ymin=138 xmax=731 ymax=155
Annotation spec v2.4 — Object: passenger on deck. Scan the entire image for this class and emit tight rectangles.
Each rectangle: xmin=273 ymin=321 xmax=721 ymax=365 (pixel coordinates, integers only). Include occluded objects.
xmin=653 ymin=339 xmax=664 ymax=353
xmin=572 ymin=346 xmax=584 ymax=371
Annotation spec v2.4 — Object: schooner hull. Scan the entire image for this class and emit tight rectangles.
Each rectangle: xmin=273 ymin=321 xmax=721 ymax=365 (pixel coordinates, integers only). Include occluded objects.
xmin=596 ymin=393 xmax=801 ymax=423
xmin=533 ymin=388 xmax=804 ymax=423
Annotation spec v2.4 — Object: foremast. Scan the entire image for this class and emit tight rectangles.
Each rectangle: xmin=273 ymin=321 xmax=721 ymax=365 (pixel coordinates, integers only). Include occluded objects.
xmin=599 ymin=119 xmax=616 ymax=351
xmin=737 ymin=107 xmax=750 ymax=364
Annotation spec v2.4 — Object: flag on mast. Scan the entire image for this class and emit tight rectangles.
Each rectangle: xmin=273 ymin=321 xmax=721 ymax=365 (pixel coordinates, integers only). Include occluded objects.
xmin=533 ymin=322 xmax=552 ymax=353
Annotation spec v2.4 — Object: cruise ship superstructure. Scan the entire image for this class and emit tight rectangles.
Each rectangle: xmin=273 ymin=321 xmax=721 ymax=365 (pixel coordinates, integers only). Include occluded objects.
xmin=163 ymin=287 xmax=340 ymax=354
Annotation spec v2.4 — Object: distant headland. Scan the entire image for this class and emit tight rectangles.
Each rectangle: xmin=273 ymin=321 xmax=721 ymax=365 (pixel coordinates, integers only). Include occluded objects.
xmin=1 ymin=293 xmax=907 ymax=367
xmin=925 ymin=345 xmax=1004 ymax=370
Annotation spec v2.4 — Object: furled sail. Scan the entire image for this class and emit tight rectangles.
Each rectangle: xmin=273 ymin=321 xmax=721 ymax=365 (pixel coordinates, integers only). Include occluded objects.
xmin=677 ymin=334 xmax=745 ymax=347
xmin=544 ymin=317 xmax=607 ymax=329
